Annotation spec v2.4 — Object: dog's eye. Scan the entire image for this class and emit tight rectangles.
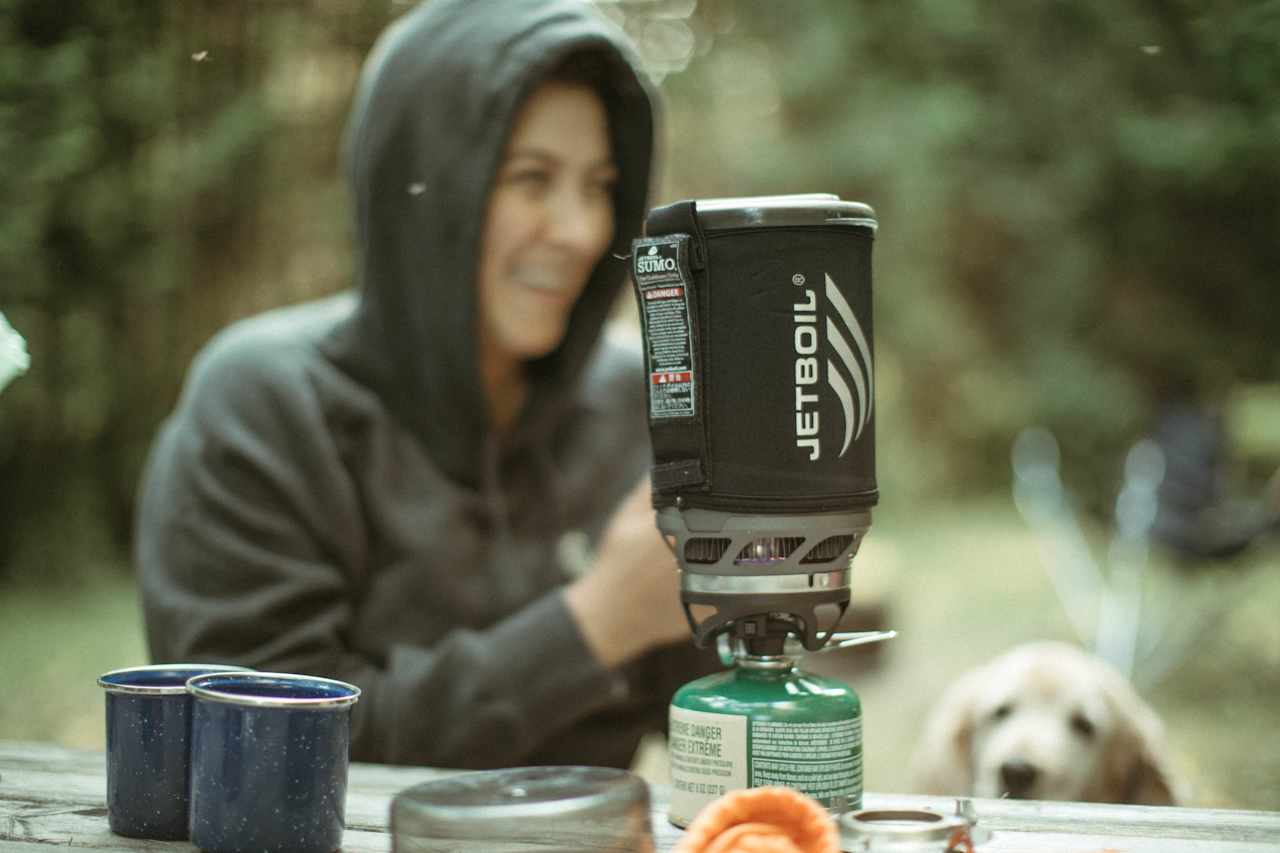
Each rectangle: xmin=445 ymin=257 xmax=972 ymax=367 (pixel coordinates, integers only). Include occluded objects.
xmin=990 ymin=703 xmax=1013 ymax=721
xmin=1070 ymin=712 xmax=1096 ymax=739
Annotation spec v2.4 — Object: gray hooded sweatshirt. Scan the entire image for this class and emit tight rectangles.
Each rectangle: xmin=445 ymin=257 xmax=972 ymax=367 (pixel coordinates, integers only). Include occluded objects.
xmin=137 ymin=0 xmax=718 ymax=768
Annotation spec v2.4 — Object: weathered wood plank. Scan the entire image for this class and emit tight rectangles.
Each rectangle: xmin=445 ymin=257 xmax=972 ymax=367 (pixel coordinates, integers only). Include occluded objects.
xmin=646 ymin=791 xmax=1280 ymax=853
xmin=980 ymin=829 xmax=1275 ymax=853
xmin=0 ymin=743 xmax=452 ymax=851
xmin=948 ymin=794 xmax=1280 ymax=842
xmin=4 ymin=741 xmax=1280 ymax=852
xmin=843 ymin=793 xmax=1280 ymax=845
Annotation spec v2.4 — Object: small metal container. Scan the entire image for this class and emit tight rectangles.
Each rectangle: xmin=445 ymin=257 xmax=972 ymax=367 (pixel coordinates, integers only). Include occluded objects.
xmin=97 ymin=663 xmax=250 ymax=840
xmin=840 ymin=808 xmax=979 ymax=852
xmin=187 ymin=671 xmax=360 ymax=853
xmin=390 ymin=766 xmax=654 ymax=852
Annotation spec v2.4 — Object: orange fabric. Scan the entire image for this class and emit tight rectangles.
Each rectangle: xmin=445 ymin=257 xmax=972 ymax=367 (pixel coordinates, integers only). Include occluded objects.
xmin=674 ymin=787 xmax=840 ymax=853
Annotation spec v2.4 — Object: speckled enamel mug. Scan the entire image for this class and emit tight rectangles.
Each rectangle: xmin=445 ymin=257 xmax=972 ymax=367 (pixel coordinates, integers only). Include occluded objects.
xmin=186 ymin=671 xmax=361 ymax=853
xmin=97 ymin=663 xmax=251 ymax=840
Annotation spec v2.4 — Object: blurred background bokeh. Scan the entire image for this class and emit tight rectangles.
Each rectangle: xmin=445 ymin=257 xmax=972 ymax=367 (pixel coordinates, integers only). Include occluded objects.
xmin=2 ymin=0 xmax=1277 ymax=810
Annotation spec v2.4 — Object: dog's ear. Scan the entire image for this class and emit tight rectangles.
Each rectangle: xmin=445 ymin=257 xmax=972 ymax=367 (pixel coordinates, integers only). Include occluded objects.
xmin=1093 ymin=674 xmax=1179 ymax=806
xmin=909 ymin=665 xmax=984 ymax=796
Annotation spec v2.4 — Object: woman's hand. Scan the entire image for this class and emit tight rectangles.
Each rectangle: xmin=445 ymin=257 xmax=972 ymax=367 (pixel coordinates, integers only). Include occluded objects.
xmin=565 ymin=477 xmax=691 ymax=668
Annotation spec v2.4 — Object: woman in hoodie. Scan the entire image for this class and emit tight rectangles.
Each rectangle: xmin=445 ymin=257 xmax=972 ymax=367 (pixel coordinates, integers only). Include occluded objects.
xmin=136 ymin=0 xmax=719 ymax=768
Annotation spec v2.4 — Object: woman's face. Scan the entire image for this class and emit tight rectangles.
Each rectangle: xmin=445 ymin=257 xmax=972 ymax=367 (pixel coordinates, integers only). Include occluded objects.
xmin=476 ymin=81 xmax=618 ymax=365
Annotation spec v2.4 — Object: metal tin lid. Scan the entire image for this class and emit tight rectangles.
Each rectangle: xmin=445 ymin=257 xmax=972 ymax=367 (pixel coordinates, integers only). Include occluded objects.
xmin=391 ymin=766 xmax=653 ymax=851
xmin=840 ymin=808 xmax=972 ymax=852
xmin=693 ymin=193 xmax=877 ymax=232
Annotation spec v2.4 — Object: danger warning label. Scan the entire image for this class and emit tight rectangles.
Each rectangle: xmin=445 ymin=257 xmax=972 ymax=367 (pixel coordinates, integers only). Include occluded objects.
xmin=632 ymin=236 xmax=696 ymax=420
xmin=668 ymin=706 xmax=747 ymax=827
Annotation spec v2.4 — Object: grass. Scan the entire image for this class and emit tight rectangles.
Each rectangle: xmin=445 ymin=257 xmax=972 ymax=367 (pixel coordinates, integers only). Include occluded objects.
xmin=812 ymin=499 xmax=1280 ymax=811
xmin=0 ymin=571 xmax=148 ymax=747
xmin=2 ymin=500 xmax=1276 ymax=810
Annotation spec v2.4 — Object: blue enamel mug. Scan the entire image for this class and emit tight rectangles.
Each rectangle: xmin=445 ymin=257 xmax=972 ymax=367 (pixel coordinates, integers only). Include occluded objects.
xmin=187 ymin=671 xmax=361 ymax=853
xmin=97 ymin=663 xmax=251 ymax=840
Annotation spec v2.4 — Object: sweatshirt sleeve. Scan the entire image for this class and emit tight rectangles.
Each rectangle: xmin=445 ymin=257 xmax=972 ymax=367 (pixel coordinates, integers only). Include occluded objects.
xmin=136 ymin=327 xmax=625 ymax=768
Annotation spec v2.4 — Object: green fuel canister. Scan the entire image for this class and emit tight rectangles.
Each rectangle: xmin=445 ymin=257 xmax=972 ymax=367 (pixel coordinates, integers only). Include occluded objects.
xmin=666 ymin=631 xmax=892 ymax=828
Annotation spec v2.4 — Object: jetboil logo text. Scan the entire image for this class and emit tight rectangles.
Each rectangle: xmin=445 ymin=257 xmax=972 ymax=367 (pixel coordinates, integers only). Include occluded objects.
xmin=793 ymin=273 xmax=874 ymax=461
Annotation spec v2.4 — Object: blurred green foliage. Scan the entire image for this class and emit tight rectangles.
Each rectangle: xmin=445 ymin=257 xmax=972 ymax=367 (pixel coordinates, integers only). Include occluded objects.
xmin=653 ymin=0 xmax=1280 ymax=509
xmin=0 ymin=0 xmax=388 ymax=581
xmin=2 ymin=0 xmax=1277 ymax=584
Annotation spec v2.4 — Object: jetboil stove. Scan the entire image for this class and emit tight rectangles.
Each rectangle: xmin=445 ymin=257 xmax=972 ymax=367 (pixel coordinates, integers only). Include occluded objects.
xmin=630 ymin=194 xmax=885 ymax=825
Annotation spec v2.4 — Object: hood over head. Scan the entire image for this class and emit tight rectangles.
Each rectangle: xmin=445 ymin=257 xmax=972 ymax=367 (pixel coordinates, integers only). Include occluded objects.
xmin=326 ymin=0 xmax=654 ymax=488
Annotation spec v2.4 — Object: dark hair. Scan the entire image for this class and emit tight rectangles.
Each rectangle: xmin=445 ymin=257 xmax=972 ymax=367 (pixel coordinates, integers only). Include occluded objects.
xmin=541 ymin=48 xmax=619 ymax=91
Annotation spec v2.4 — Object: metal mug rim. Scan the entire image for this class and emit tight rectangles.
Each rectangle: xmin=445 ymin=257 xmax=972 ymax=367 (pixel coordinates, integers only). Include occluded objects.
xmin=840 ymin=808 xmax=969 ymax=841
xmin=186 ymin=670 xmax=361 ymax=709
xmin=97 ymin=663 xmax=252 ymax=696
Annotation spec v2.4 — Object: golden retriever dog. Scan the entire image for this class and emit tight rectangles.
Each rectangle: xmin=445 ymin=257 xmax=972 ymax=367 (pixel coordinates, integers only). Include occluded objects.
xmin=910 ymin=642 xmax=1178 ymax=804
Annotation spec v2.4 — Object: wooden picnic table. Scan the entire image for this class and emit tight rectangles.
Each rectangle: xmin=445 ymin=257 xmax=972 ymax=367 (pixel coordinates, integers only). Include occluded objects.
xmin=2 ymin=740 xmax=1278 ymax=851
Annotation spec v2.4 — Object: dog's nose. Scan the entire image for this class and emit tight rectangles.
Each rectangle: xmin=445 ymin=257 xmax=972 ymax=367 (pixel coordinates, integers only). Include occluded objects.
xmin=1000 ymin=759 xmax=1039 ymax=798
